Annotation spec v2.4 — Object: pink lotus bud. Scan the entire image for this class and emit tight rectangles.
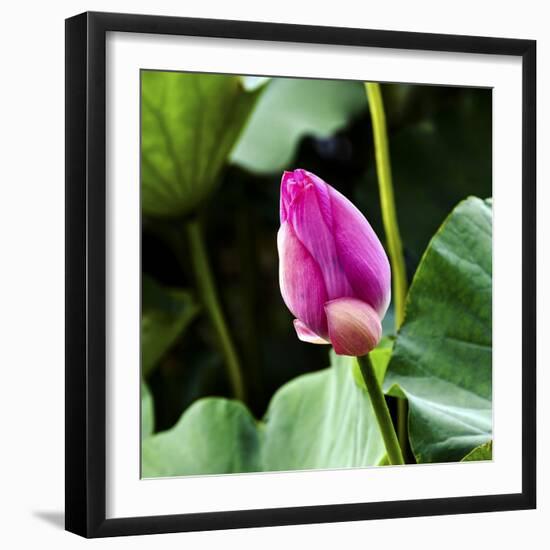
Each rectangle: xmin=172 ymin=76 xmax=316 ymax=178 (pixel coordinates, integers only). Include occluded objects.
xmin=277 ymin=169 xmax=390 ymax=356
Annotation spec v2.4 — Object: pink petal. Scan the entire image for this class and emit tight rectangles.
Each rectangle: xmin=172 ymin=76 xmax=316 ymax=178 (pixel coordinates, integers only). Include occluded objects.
xmin=283 ymin=171 xmax=354 ymax=300
xmin=280 ymin=169 xmax=333 ymax=227
xmin=293 ymin=319 xmax=329 ymax=344
xmin=277 ymin=221 xmax=329 ymax=338
xmin=279 ymin=171 xmax=294 ymax=223
xmin=329 ymin=186 xmax=391 ymax=317
xmin=325 ymin=298 xmax=382 ymax=356
xmin=297 ymin=170 xmax=334 ymax=228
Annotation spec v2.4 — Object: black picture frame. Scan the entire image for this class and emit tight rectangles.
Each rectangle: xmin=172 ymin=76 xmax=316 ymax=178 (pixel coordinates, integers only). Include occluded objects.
xmin=65 ymin=11 xmax=537 ymax=538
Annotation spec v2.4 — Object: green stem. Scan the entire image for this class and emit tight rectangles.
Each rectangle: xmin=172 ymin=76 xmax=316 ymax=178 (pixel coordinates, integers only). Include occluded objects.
xmin=365 ymin=83 xmax=408 ymax=328
xmin=365 ymin=82 xmax=409 ymax=453
xmin=357 ymin=354 xmax=404 ymax=465
xmin=185 ymin=219 xmax=246 ymax=401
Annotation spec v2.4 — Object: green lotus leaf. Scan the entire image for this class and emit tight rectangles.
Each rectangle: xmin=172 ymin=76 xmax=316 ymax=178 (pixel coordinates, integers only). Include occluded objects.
xmin=141 ymin=71 xmax=264 ymax=217
xmin=231 ymin=78 xmax=366 ymax=173
xmin=141 ymin=352 xmax=386 ymax=477
xmin=384 ymin=197 xmax=492 ymax=463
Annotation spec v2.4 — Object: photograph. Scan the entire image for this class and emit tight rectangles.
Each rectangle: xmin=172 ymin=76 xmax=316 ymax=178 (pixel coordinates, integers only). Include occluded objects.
xmin=140 ymin=70 xmax=493 ymax=477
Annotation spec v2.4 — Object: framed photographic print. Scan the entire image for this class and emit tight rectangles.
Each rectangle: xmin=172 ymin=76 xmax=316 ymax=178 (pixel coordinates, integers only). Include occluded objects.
xmin=65 ymin=11 xmax=536 ymax=538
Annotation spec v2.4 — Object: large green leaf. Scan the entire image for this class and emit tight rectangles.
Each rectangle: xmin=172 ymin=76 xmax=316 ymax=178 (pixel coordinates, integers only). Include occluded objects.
xmin=262 ymin=354 xmax=386 ymax=470
xmin=384 ymin=197 xmax=492 ymax=463
xmin=142 ymin=275 xmax=200 ymax=377
xmin=142 ymin=399 xmax=261 ymax=476
xmin=142 ymin=353 xmax=386 ymax=477
xmin=231 ymin=78 xmax=366 ymax=174
xmin=141 ymin=71 xmax=263 ymax=217
xmin=461 ymin=441 xmax=492 ymax=462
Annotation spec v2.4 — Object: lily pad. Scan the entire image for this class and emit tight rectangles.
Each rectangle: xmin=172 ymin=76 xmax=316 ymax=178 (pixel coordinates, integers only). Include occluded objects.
xmin=231 ymin=78 xmax=366 ymax=173
xmin=384 ymin=197 xmax=492 ymax=463
xmin=142 ymin=352 xmax=385 ymax=477
xmin=141 ymin=71 xmax=264 ymax=217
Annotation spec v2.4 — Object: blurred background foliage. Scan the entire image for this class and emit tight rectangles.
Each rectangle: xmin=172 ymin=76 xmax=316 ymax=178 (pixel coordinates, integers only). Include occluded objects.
xmin=141 ymin=71 xmax=491 ymax=431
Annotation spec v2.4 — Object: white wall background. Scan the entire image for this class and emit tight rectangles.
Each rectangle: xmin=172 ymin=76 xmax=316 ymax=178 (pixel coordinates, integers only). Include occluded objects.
xmin=0 ymin=1 xmax=546 ymax=547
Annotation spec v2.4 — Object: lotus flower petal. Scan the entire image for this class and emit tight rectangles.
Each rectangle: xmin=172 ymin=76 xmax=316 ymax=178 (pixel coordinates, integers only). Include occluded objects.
xmin=277 ymin=221 xmax=328 ymax=338
xmin=324 ymin=298 xmax=382 ymax=356
xmin=285 ymin=175 xmax=354 ymax=300
xmin=329 ymin=185 xmax=391 ymax=317
xmin=280 ymin=169 xmax=333 ymax=226
xmin=293 ymin=319 xmax=329 ymax=344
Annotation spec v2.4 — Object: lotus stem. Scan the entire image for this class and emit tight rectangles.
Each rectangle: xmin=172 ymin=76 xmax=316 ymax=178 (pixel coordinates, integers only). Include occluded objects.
xmin=357 ymin=354 xmax=404 ymax=465
xmin=365 ymin=82 xmax=409 ymax=454
xmin=186 ymin=219 xmax=246 ymax=401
